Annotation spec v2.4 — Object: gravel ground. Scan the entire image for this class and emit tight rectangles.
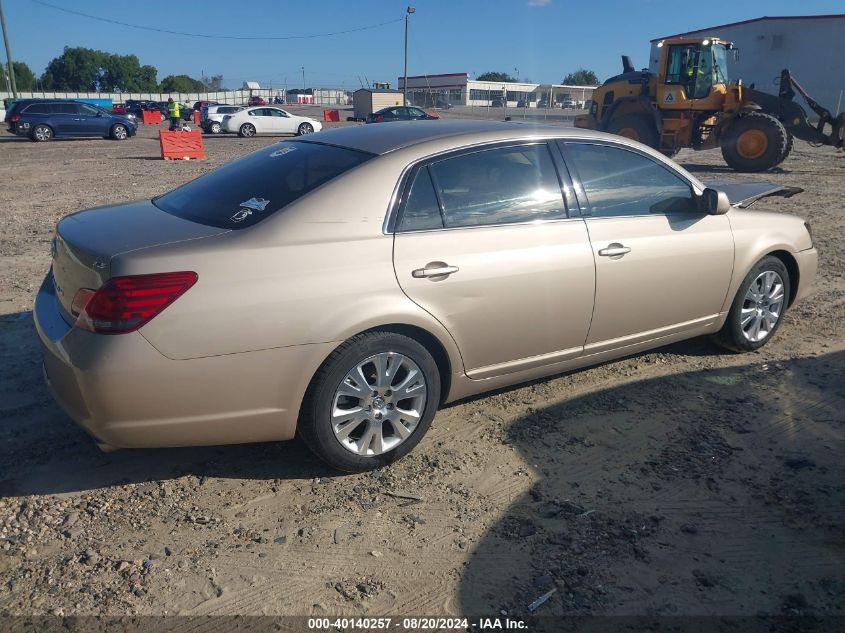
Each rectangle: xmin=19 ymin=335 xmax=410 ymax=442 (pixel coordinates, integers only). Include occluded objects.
xmin=0 ymin=109 xmax=843 ymax=620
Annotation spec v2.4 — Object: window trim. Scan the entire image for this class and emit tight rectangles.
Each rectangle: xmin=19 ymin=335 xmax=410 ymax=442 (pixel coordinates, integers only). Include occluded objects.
xmin=558 ymin=139 xmax=702 ymax=219
xmin=386 ymin=140 xmax=576 ymax=234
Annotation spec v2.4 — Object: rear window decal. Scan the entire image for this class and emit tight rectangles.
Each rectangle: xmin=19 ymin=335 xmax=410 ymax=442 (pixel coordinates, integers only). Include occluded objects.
xmin=239 ymin=197 xmax=270 ymax=212
xmin=270 ymin=146 xmax=297 ymax=158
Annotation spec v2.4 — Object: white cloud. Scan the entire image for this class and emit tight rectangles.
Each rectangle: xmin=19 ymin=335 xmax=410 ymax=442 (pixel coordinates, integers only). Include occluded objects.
xmin=527 ymin=0 xmax=552 ymax=5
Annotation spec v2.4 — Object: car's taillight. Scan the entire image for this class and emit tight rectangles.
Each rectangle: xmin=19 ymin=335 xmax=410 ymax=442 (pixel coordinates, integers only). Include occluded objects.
xmin=375 ymin=115 xmax=383 ymax=122
xmin=73 ymin=272 xmax=198 ymax=334
xmin=9 ymin=114 xmax=20 ymax=122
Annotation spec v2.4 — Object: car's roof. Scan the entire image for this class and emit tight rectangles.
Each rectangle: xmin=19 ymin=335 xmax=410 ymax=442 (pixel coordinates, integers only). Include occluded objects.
xmin=297 ymin=119 xmax=617 ymax=156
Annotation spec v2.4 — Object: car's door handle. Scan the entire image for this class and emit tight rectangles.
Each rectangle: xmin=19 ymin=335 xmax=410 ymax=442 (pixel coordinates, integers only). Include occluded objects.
xmin=412 ymin=264 xmax=459 ymax=278
xmin=598 ymin=243 xmax=632 ymax=257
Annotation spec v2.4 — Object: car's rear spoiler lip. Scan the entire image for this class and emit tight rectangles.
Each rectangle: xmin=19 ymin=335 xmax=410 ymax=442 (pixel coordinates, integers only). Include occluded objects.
xmin=702 ymin=180 xmax=805 ymax=209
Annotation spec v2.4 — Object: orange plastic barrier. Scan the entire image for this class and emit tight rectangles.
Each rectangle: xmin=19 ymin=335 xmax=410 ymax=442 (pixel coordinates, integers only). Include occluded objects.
xmin=322 ymin=109 xmax=340 ymax=122
xmin=193 ymin=111 xmax=200 ymax=124
xmin=142 ymin=110 xmax=161 ymax=124
xmin=159 ymin=130 xmax=205 ymax=161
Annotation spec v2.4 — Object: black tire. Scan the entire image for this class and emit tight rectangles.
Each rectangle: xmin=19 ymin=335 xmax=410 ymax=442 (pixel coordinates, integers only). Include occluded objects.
xmin=775 ymin=132 xmax=794 ymax=166
xmin=297 ymin=122 xmax=314 ymax=136
xmin=713 ymin=255 xmax=791 ymax=353
xmin=721 ymin=112 xmax=788 ymax=172
xmin=209 ymin=121 xmax=222 ymax=134
xmin=239 ymin=123 xmax=256 ymax=138
xmin=31 ymin=124 xmax=53 ymax=142
xmin=110 ymin=124 xmax=128 ymax=140
xmin=298 ymin=331 xmax=441 ymax=472
xmin=607 ymin=114 xmax=659 ymax=149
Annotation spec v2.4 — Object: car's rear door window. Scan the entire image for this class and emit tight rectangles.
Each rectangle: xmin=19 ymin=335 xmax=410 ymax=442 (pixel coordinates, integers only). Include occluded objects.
xmin=427 ymin=144 xmax=567 ymax=228
xmin=562 ymin=142 xmax=697 ymax=216
xmin=398 ymin=168 xmax=444 ymax=231
xmin=24 ymin=103 xmax=51 ymax=114
xmin=153 ymin=142 xmax=374 ymax=229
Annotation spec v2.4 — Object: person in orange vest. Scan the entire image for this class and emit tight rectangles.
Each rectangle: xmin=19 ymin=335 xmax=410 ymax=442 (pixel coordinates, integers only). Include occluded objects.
xmin=167 ymin=97 xmax=181 ymax=131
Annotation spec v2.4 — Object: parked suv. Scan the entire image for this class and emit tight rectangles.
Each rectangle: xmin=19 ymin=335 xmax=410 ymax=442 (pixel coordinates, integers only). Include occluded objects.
xmin=201 ymin=104 xmax=244 ymax=134
xmin=8 ymin=100 xmax=137 ymax=141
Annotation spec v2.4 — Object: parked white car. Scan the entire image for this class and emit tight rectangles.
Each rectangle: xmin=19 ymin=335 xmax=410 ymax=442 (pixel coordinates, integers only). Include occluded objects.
xmin=201 ymin=104 xmax=244 ymax=134
xmin=221 ymin=107 xmax=322 ymax=137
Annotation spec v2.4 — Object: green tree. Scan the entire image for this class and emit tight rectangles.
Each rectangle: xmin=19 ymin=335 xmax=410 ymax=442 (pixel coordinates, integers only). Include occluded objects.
xmin=200 ymin=74 xmax=224 ymax=91
xmin=41 ymin=47 xmax=104 ymax=91
xmin=11 ymin=61 xmax=36 ymax=90
xmin=562 ymin=69 xmax=600 ymax=85
xmin=476 ymin=71 xmax=517 ymax=82
xmin=101 ymin=54 xmax=158 ymax=92
xmin=160 ymin=74 xmax=206 ymax=93
xmin=40 ymin=47 xmax=158 ymax=91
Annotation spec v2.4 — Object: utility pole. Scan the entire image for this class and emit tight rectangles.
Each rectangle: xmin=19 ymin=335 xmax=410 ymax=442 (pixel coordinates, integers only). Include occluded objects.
xmin=403 ymin=6 xmax=415 ymax=105
xmin=301 ymin=66 xmax=305 ymax=91
xmin=0 ymin=0 xmax=17 ymax=97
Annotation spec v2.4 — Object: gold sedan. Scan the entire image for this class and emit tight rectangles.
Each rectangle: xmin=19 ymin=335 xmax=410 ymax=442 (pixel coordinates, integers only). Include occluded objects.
xmin=34 ymin=121 xmax=817 ymax=471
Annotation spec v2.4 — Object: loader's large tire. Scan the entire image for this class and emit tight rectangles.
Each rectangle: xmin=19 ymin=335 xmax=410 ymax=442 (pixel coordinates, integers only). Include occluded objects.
xmin=721 ymin=112 xmax=788 ymax=172
xmin=607 ymin=114 xmax=659 ymax=149
xmin=775 ymin=132 xmax=794 ymax=166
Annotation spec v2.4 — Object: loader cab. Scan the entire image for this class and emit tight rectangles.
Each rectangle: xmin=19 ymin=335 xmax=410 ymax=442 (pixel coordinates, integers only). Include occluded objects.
xmin=657 ymin=38 xmax=734 ymax=108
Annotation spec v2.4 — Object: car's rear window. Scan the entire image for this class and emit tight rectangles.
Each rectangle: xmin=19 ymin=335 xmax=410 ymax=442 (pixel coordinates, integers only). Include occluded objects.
xmin=152 ymin=141 xmax=374 ymax=229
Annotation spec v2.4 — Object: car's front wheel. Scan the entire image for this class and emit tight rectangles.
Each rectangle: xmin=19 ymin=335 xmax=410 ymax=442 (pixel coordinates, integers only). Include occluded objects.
xmin=31 ymin=124 xmax=53 ymax=142
xmin=714 ymin=255 xmax=791 ymax=352
xmin=297 ymin=122 xmax=314 ymax=135
xmin=110 ymin=124 xmax=128 ymax=140
xmin=209 ymin=121 xmax=222 ymax=134
xmin=299 ymin=331 xmax=441 ymax=472
xmin=239 ymin=123 xmax=256 ymax=137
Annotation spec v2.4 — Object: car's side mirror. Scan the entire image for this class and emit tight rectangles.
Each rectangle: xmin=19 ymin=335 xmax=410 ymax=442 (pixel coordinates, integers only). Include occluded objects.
xmin=701 ymin=187 xmax=731 ymax=215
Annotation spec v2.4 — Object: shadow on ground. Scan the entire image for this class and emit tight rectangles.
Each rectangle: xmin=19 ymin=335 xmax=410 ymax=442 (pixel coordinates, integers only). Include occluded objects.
xmin=457 ymin=351 xmax=845 ymax=624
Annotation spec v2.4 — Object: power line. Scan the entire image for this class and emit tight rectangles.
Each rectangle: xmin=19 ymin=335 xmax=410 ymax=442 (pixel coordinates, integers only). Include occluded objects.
xmin=31 ymin=0 xmax=404 ymax=41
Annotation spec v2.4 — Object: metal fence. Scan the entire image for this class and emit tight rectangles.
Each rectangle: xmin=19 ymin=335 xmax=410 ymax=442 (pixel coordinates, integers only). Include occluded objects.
xmin=0 ymin=88 xmax=351 ymax=106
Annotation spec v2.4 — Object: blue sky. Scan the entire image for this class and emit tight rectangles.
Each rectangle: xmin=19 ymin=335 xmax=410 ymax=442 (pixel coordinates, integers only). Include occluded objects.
xmin=4 ymin=0 xmax=843 ymax=89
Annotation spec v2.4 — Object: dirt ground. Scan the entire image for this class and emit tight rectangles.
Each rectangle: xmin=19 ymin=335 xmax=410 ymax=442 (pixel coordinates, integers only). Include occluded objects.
xmin=0 ymin=109 xmax=843 ymax=624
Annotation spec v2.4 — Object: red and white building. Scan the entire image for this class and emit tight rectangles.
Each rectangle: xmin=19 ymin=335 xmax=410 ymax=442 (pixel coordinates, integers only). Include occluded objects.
xmin=398 ymin=72 xmax=596 ymax=109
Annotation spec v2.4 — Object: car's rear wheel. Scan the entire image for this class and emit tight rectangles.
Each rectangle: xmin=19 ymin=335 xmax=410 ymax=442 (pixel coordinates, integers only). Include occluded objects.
xmin=239 ymin=123 xmax=256 ymax=137
xmin=714 ymin=255 xmax=790 ymax=352
xmin=32 ymin=124 xmax=53 ymax=142
xmin=209 ymin=121 xmax=222 ymax=134
xmin=298 ymin=331 xmax=441 ymax=472
xmin=110 ymin=124 xmax=128 ymax=140
xmin=297 ymin=122 xmax=314 ymax=135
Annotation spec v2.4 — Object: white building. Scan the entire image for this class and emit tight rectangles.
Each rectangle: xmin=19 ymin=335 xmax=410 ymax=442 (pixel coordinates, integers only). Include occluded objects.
xmin=398 ymin=73 xmax=596 ymax=109
xmin=650 ymin=14 xmax=845 ymax=114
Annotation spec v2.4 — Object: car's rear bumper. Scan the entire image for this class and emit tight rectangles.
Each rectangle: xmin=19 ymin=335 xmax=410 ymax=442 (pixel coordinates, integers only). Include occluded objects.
xmin=34 ymin=271 xmax=334 ymax=450
xmin=794 ymin=247 xmax=818 ymax=303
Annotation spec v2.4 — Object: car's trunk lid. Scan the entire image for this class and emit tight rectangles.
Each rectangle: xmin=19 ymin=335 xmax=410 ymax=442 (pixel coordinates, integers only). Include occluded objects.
xmin=703 ymin=180 xmax=804 ymax=208
xmin=51 ymin=200 xmax=229 ymax=324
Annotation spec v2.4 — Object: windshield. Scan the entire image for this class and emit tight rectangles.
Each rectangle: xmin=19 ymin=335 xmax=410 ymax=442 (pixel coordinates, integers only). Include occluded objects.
xmin=152 ymin=141 xmax=374 ymax=229
xmin=712 ymin=44 xmax=729 ymax=84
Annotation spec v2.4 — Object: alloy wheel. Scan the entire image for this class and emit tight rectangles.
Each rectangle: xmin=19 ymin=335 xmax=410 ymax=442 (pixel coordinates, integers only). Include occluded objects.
xmin=331 ymin=352 xmax=427 ymax=456
xmin=741 ymin=270 xmax=785 ymax=342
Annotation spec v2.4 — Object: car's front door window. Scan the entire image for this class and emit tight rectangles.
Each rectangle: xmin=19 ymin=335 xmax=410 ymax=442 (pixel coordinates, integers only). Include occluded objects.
xmin=563 ymin=142 xmax=696 ymax=216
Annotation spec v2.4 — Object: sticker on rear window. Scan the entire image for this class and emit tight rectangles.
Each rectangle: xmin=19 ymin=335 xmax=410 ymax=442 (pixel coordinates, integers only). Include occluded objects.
xmin=239 ymin=197 xmax=270 ymax=211
xmin=231 ymin=197 xmax=270 ymax=223
xmin=270 ymin=146 xmax=296 ymax=158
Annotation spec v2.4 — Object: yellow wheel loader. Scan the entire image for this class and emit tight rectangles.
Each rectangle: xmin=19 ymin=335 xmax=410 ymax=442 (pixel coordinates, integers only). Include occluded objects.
xmin=574 ymin=37 xmax=845 ymax=172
